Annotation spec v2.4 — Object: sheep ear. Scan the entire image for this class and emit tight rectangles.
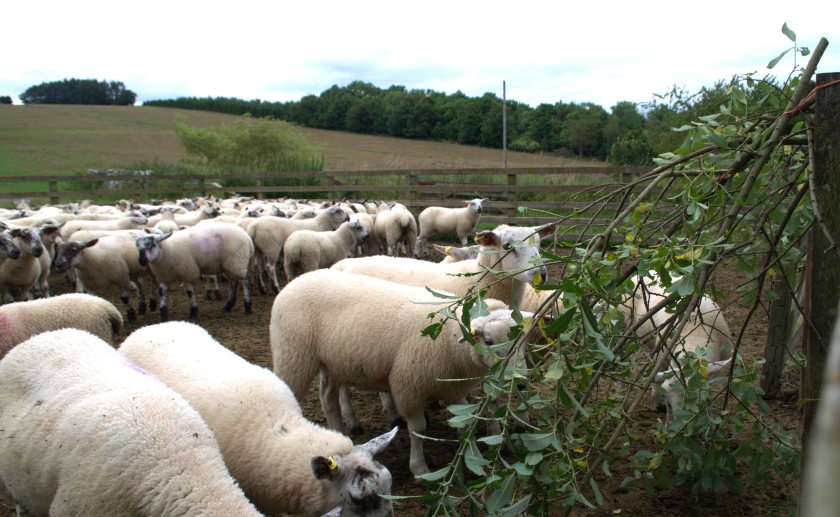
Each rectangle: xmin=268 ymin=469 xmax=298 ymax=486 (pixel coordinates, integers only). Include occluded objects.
xmin=10 ymin=228 xmax=22 ymax=237
xmin=357 ymin=426 xmax=398 ymax=457
xmin=311 ymin=456 xmax=342 ymax=480
xmin=156 ymin=232 xmax=173 ymax=243
xmin=537 ymin=224 xmax=556 ymax=240
xmin=474 ymin=230 xmax=500 ymax=247
xmin=83 ymin=239 xmax=99 ymax=249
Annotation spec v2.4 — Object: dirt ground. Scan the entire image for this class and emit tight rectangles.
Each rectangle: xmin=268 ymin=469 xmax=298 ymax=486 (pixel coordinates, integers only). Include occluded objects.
xmin=0 ymin=256 xmax=802 ymax=516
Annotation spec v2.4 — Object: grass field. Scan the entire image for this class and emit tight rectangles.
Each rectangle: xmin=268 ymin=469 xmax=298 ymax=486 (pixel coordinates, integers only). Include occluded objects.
xmin=0 ymin=105 xmax=599 ymax=178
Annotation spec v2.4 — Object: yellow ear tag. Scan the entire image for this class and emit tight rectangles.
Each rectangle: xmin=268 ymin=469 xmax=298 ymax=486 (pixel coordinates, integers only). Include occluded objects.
xmin=444 ymin=246 xmax=452 ymax=254
xmin=327 ymin=456 xmax=338 ymax=470
xmin=533 ymin=269 xmax=543 ymax=286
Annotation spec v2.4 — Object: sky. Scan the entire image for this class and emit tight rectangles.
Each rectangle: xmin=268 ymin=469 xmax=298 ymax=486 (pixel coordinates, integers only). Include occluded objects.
xmin=2 ymin=0 xmax=839 ymax=111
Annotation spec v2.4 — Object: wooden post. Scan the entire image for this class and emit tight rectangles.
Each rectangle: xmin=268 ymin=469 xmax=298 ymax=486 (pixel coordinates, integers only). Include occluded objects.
xmin=408 ymin=171 xmax=418 ymax=206
xmin=802 ymin=72 xmax=840 ymax=456
xmin=506 ymin=171 xmax=516 ymax=223
xmin=48 ymin=180 xmax=59 ymax=205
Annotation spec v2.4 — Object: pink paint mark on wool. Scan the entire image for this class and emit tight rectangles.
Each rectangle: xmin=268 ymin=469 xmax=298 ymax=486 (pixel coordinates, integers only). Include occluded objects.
xmin=191 ymin=233 xmax=225 ymax=256
xmin=0 ymin=310 xmax=21 ymax=355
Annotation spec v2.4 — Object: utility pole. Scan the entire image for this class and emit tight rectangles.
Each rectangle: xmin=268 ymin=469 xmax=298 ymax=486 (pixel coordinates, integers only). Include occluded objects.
xmin=502 ymin=80 xmax=507 ymax=168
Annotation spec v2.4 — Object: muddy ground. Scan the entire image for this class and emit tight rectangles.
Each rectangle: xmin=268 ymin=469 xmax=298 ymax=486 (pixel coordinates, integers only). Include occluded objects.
xmin=0 ymin=256 xmax=802 ymax=516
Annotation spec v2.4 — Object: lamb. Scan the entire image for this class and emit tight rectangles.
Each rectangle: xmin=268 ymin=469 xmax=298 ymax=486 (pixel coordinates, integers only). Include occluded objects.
xmin=373 ymin=202 xmax=417 ymax=257
xmin=134 ymin=221 xmax=254 ymax=321
xmin=349 ymin=212 xmax=379 ymax=257
xmin=54 ymin=233 xmax=157 ymax=322
xmin=0 ymin=293 xmax=124 ymax=360
xmin=119 ymin=321 xmax=398 ymax=517
xmin=283 ymin=220 xmax=369 ymax=282
xmin=616 ymin=272 xmax=733 ymax=421
xmin=333 ymin=224 xmax=555 ymax=311
xmin=271 ymin=268 xmax=531 ymax=476
xmin=247 ymin=205 xmax=349 ymax=293
xmin=414 ymin=198 xmax=487 ymax=258
xmin=0 ymin=329 xmax=261 ymax=516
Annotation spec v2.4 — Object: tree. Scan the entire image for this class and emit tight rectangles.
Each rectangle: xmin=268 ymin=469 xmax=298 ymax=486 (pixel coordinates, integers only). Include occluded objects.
xmin=20 ymin=79 xmax=136 ymax=105
xmin=559 ymin=102 xmax=608 ymax=157
xmin=0 ymin=96 xmax=12 ymax=105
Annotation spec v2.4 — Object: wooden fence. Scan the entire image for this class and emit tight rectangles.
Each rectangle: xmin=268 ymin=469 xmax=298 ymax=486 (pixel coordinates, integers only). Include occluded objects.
xmin=0 ymin=166 xmax=650 ymax=238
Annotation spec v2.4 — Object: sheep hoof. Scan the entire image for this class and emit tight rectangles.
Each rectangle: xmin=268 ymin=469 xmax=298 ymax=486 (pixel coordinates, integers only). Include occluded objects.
xmin=189 ymin=307 xmax=199 ymax=319
xmin=160 ymin=307 xmax=169 ymax=322
xmin=244 ymin=301 xmax=252 ymax=314
xmin=214 ymin=290 xmax=223 ymax=300
xmin=223 ymin=301 xmax=234 ymax=312
xmin=138 ymin=303 xmax=147 ymax=315
xmin=149 ymin=300 xmax=158 ymax=311
xmin=127 ymin=309 xmax=137 ymax=323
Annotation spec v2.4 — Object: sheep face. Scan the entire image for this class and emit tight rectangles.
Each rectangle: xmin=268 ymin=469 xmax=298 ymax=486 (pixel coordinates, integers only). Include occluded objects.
xmin=467 ymin=198 xmax=488 ymax=213
xmin=0 ymin=230 xmax=21 ymax=260
xmin=475 ymin=225 xmax=555 ymax=285
xmin=349 ymin=220 xmax=369 ymax=243
xmin=327 ymin=206 xmax=351 ymax=228
xmin=312 ymin=427 xmax=398 ymax=517
xmin=10 ymin=227 xmax=45 ymax=258
xmin=466 ymin=309 xmax=534 ymax=368
xmin=135 ymin=232 xmax=172 ymax=267
xmin=127 ymin=211 xmax=149 ymax=226
xmin=54 ymin=239 xmax=99 ymax=273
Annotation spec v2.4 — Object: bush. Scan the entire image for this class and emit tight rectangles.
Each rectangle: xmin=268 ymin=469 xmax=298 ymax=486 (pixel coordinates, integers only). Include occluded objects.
xmin=608 ymin=130 xmax=654 ymax=166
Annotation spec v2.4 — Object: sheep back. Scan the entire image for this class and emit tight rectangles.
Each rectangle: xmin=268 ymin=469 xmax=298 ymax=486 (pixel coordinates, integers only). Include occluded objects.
xmin=0 ymin=293 xmax=123 ymax=359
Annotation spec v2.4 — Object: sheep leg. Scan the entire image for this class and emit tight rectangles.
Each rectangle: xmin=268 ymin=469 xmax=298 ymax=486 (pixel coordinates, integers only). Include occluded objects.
xmin=224 ymin=279 xmax=238 ymax=312
xmin=241 ymin=277 xmax=252 ymax=314
xmin=379 ymin=392 xmax=404 ymax=428
xmin=158 ymin=283 xmax=169 ymax=321
xmin=266 ymin=260 xmax=281 ymax=294
xmin=319 ymin=371 xmax=345 ymax=433
xmin=406 ymin=411 xmax=430 ymax=477
xmin=413 ymin=236 xmax=425 ymax=258
xmin=336 ymin=385 xmax=364 ymax=435
xmin=135 ymin=278 xmax=147 ymax=315
xmin=185 ymin=283 xmax=198 ymax=319
xmin=120 ymin=288 xmax=137 ymax=323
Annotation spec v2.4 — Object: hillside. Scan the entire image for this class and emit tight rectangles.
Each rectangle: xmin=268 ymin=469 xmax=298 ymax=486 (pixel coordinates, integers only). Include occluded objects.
xmin=0 ymin=105 xmax=599 ymax=177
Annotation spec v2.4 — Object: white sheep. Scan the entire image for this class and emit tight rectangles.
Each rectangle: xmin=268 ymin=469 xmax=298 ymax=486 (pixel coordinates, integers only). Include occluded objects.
xmin=145 ymin=203 xmax=219 ymax=228
xmin=373 ymin=202 xmax=417 ymax=257
xmin=349 ymin=212 xmax=379 ymax=257
xmin=283 ymin=220 xmax=370 ymax=282
xmin=0 ymin=226 xmax=21 ymax=263
xmin=134 ymin=221 xmax=254 ymax=321
xmin=414 ymin=198 xmax=487 ymax=258
xmin=54 ymin=233 xmax=157 ymax=322
xmin=615 ymin=272 xmax=733 ymax=421
xmin=247 ymin=205 xmax=349 ymax=293
xmin=0 ymin=329 xmax=261 ymax=516
xmin=119 ymin=321 xmax=398 ymax=517
xmin=0 ymin=293 xmax=124 ymax=360
xmin=333 ymin=224 xmax=555 ymax=311
xmin=271 ymin=268 xmax=530 ymax=477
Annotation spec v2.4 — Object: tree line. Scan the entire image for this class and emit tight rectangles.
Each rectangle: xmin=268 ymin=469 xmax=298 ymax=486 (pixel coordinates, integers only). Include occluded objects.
xmin=19 ymin=79 xmax=137 ymax=106
xmin=144 ymin=79 xmax=746 ymax=165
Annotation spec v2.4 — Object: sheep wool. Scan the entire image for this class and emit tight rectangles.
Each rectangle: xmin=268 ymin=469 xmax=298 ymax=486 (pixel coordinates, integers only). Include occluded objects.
xmin=0 ymin=293 xmax=123 ymax=360
xmin=0 ymin=329 xmax=261 ymax=516
xmin=119 ymin=321 xmax=397 ymax=517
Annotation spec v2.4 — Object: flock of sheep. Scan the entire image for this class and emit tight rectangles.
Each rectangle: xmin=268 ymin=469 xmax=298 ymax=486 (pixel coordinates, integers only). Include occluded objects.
xmin=0 ymin=194 xmax=735 ymax=515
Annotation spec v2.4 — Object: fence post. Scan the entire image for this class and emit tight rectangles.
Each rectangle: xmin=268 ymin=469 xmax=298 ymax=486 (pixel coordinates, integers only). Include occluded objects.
xmin=48 ymin=180 xmax=59 ymax=205
xmin=802 ymin=71 xmax=840 ymax=459
xmin=408 ymin=171 xmax=418 ymax=207
xmin=507 ymin=171 xmax=517 ymax=223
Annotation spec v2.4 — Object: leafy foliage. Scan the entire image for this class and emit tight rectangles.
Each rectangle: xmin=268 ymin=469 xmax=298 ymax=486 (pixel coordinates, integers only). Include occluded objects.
xmin=20 ymin=78 xmax=136 ymax=105
xmin=416 ymin=26 xmax=816 ymax=515
xmin=0 ymin=96 xmax=12 ymax=105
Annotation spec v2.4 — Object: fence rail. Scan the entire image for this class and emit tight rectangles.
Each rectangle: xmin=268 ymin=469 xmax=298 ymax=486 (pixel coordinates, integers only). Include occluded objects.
xmin=0 ymin=166 xmax=651 ymax=240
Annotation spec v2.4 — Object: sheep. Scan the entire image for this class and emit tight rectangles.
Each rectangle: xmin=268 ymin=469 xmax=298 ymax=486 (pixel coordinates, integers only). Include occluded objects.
xmin=0 ymin=329 xmax=261 ymax=516
xmin=615 ymin=272 xmax=733 ymax=421
xmin=283 ymin=220 xmax=370 ymax=282
xmin=0 ymin=293 xmax=123 ymax=360
xmin=119 ymin=321 xmax=398 ymax=517
xmin=414 ymin=198 xmax=487 ymax=258
xmin=0 ymin=227 xmax=21 ymax=262
xmin=333 ymin=224 xmax=555 ymax=311
xmin=271 ymin=268 xmax=531 ymax=477
xmin=54 ymin=233 xmax=157 ymax=323
xmin=373 ymin=202 xmax=417 ymax=257
xmin=145 ymin=203 xmax=219 ymax=228
xmin=134 ymin=221 xmax=254 ymax=321
xmin=247 ymin=205 xmax=349 ymax=293
xmin=349 ymin=212 xmax=379 ymax=257
xmin=0 ymin=226 xmax=55 ymax=304
xmin=58 ymin=210 xmax=149 ymax=240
